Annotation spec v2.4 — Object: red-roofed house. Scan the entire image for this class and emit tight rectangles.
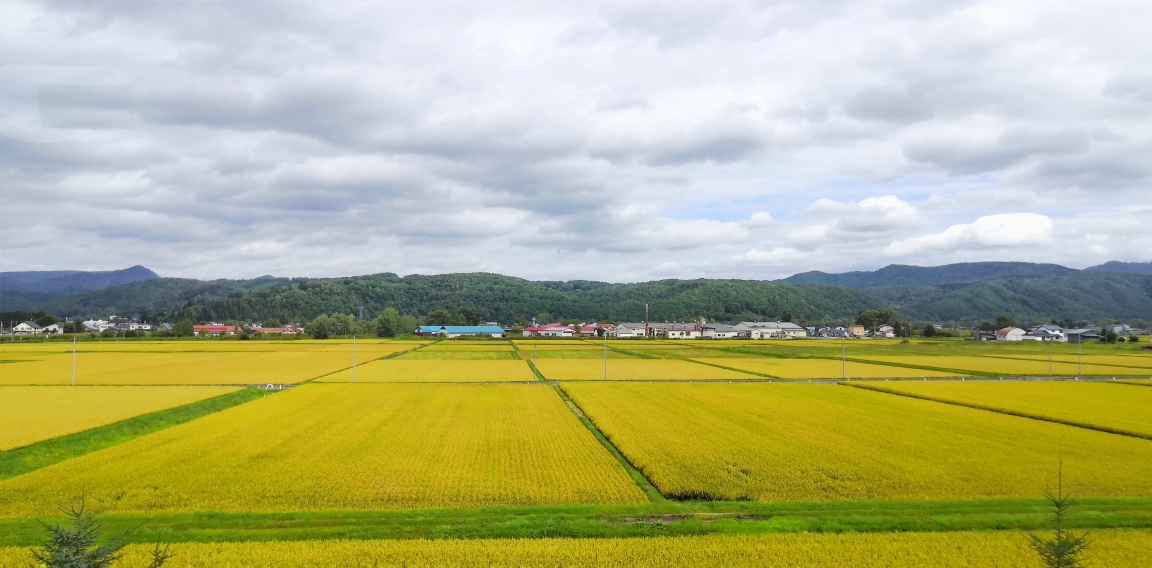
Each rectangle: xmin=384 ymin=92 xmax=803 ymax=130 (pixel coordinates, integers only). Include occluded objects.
xmin=996 ymin=327 xmax=1026 ymax=341
xmin=193 ymin=324 xmax=238 ymax=336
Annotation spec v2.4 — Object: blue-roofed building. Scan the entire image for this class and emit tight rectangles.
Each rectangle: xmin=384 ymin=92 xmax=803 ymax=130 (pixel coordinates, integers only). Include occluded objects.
xmin=415 ymin=325 xmax=506 ymax=338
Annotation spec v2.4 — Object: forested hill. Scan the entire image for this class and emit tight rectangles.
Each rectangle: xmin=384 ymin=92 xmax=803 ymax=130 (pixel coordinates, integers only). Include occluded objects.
xmin=778 ymin=262 xmax=1076 ymax=289
xmin=159 ymin=273 xmax=885 ymax=325
xmin=41 ymin=276 xmax=292 ymax=319
xmin=0 ymin=265 xmax=158 ymax=311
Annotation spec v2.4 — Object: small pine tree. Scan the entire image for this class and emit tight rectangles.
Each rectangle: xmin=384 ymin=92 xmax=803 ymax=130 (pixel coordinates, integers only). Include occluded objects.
xmin=31 ymin=498 xmax=170 ymax=568
xmin=1026 ymin=464 xmax=1090 ymax=568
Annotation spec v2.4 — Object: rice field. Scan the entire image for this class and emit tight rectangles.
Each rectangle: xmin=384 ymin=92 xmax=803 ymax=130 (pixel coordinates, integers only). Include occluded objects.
xmin=0 ymin=351 xmax=366 ymax=385
xmin=396 ymin=350 xmax=516 ymax=359
xmin=853 ymin=355 xmax=1149 ymax=376
xmin=690 ymin=357 xmax=961 ymax=379
xmin=3 ymin=530 xmax=1151 ymax=567
xmin=0 ymin=340 xmax=419 ymax=355
xmin=563 ymin=382 xmax=1152 ymax=502
xmin=851 ymin=380 xmax=1152 ymax=438
xmin=0 ymin=385 xmax=240 ymax=450
xmin=0 ymin=383 xmax=646 ymax=518
xmin=317 ymin=359 xmax=535 ymax=382
xmin=532 ymin=359 xmax=757 ymax=381
xmin=420 ymin=343 xmax=514 ymax=351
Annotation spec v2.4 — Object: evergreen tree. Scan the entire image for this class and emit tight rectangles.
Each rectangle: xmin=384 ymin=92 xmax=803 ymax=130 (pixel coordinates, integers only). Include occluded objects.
xmin=31 ymin=499 xmax=170 ymax=568
xmin=1026 ymin=465 xmax=1090 ymax=568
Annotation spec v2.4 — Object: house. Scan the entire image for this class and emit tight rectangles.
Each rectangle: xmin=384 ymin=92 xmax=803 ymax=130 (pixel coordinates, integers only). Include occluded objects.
xmin=1065 ymin=328 xmax=1103 ymax=344
xmin=42 ymin=324 xmax=63 ymax=335
xmin=876 ymin=325 xmax=897 ymax=338
xmin=522 ymin=324 xmax=573 ymax=338
xmin=848 ymin=325 xmax=867 ymax=338
xmin=736 ymin=322 xmax=808 ymax=339
xmin=970 ymin=326 xmax=999 ymax=341
xmin=157 ymin=323 xmax=174 ymax=332
xmin=255 ymin=326 xmax=302 ymax=334
xmin=82 ymin=319 xmax=115 ymax=332
xmin=660 ymin=324 xmax=701 ymax=339
xmin=12 ymin=321 xmax=43 ymax=335
xmin=701 ymin=324 xmax=740 ymax=339
xmin=816 ymin=326 xmax=850 ymax=338
xmin=615 ymin=323 xmax=649 ymax=338
xmin=115 ymin=322 xmax=152 ymax=332
xmin=193 ymin=324 xmax=239 ymax=336
xmin=996 ymin=327 xmax=1026 ymax=341
xmin=416 ymin=325 xmax=505 ymax=338
xmin=1024 ymin=327 xmax=1064 ymax=342
xmin=1102 ymin=324 xmax=1131 ymax=336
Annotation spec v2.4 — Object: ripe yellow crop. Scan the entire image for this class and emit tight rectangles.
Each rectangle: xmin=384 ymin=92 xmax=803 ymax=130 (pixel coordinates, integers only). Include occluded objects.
xmin=3 ymin=530 xmax=1150 ymax=567
xmin=690 ymin=357 xmax=959 ymax=379
xmin=0 ymin=383 xmax=645 ymax=518
xmin=0 ymin=339 xmax=418 ymax=355
xmin=318 ymin=359 xmax=535 ymax=382
xmin=420 ymin=343 xmax=514 ymax=351
xmin=563 ymin=382 xmax=1152 ymax=502
xmin=0 ymin=351 xmax=366 ymax=385
xmin=850 ymin=380 xmax=1152 ymax=438
xmin=0 ymin=385 xmax=239 ymax=450
xmin=855 ymin=355 xmax=1147 ymax=376
xmin=532 ymin=359 xmax=756 ymax=381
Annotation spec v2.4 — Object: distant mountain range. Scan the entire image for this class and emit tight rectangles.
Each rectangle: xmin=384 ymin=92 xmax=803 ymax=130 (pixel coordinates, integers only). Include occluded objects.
xmin=2 ymin=260 xmax=1151 ymax=324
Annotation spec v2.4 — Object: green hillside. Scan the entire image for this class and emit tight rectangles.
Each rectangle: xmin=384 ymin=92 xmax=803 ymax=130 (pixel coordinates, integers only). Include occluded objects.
xmin=156 ymin=273 xmax=883 ymax=325
xmin=42 ymin=277 xmax=292 ymax=319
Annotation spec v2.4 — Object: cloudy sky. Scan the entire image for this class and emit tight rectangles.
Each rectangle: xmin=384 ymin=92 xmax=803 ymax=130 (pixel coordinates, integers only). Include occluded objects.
xmin=2 ymin=0 xmax=1150 ymax=282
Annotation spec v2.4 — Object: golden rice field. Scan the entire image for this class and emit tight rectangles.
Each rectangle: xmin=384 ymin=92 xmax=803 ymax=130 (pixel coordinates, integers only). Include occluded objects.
xmin=0 ymin=351 xmax=365 ymax=385
xmin=0 ymin=340 xmax=420 ymax=355
xmin=396 ymin=350 xmax=516 ymax=359
xmin=420 ymin=343 xmax=514 ymax=351
xmin=512 ymin=341 xmax=602 ymax=350
xmin=690 ymin=357 xmax=960 ymax=379
xmin=317 ymin=359 xmax=535 ymax=382
xmin=3 ymin=530 xmax=1150 ymax=567
xmin=530 ymin=350 xmax=639 ymax=359
xmin=995 ymin=353 xmax=1152 ymax=371
xmin=854 ymin=355 xmax=1149 ymax=376
xmin=0 ymin=385 xmax=239 ymax=450
xmin=851 ymin=380 xmax=1152 ymax=438
xmin=0 ymin=384 xmax=645 ymax=518
xmin=532 ymin=359 xmax=757 ymax=381
xmin=563 ymin=382 xmax=1152 ymax=502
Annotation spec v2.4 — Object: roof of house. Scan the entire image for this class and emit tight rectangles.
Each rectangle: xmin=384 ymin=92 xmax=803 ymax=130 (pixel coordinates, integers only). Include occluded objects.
xmin=739 ymin=321 xmax=804 ymax=330
xmin=418 ymin=325 xmax=504 ymax=333
xmin=523 ymin=325 xmax=570 ymax=332
xmin=997 ymin=327 xmax=1024 ymax=335
xmin=19 ymin=321 xmax=43 ymax=329
xmin=194 ymin=325 xmax=238 ymax=332
xmin=703 ymin=324 xmax=739 ymax=332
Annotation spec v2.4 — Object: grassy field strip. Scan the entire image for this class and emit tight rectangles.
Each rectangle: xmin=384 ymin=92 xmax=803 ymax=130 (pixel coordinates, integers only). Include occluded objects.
xmin=844 ymin=381 xmax=1152 ymax=441
xmin=977 ymin=353 xmax=1152 ymax=372
xmin=0 ymin=499 xmax=1150 ymax=546
xmin=550 ymin=385 xmax=666 ymax=503
xmin=684 ymin=358 xmax=778 ymax=378
xmin=0 ymin=388 xmax=268 ymax=481
xmin=563 ymin=382 xmax=1152 ymax=502
xmin=0 ymin=386 xmax=241 ymax=450
xmin=419 ymin=343 xmax=514 ymax=352
xmin=4 ymin=529 xmax=1151 ymax=567
xmin=0 ymin=384 xmax=647 ymax=518
xmin=316 ymin=359 xmax=537 ymax=383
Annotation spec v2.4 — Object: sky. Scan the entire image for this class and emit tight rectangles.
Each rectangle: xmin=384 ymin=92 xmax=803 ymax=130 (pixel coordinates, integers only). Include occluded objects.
xmin=2 ymin=0 xmax=1150 ymax=282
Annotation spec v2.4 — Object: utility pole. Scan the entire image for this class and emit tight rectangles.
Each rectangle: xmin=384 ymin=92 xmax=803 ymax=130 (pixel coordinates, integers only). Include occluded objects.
xmin=71 ymin=337 xmax=76 ymax=386
xmin=1078 ymin=335 xmax=1083 ymax=376
xmin=603 ymin=332 xmax=607 ymax=381
xmin=841 ymin=336 xmax=846 ymax=380
xmin=1048 ymin=339 xmax=1053 ymax=377
xmin=644 ymin=303 xmax=649 ymax=339
xmin=352 ymin=334 xmax=357 ymax=384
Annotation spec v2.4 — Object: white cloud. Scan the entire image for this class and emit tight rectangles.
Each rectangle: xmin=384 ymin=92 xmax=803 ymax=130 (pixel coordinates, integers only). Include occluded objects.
xmin=0 ymin=0 xmax=1149 ymax=281
xmin=887 ymin=213 xmax=1053 ymax=256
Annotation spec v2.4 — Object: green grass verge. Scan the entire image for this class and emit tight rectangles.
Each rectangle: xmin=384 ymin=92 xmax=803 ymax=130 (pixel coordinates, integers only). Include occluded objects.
xmin=2 ymin=498 xmax=1149 ymax=547
xmin=0 ymin=388 xmax=269 ymax=481
xmin=844 ymin=382 xmax=1152 ymax=441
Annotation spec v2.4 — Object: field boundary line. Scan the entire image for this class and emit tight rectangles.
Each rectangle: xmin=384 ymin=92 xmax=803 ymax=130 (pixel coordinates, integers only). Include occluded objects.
xmin=0 ymin=388 xmax=271 ymax=481
xmin=684 ymin=358 xmax=779 ymax=378
xmin=969 ymin=353 xmax=1152 ymax=373
xmin=603 ymin=345 xmax=657 ymax=359
xmin=301 ymin=342 xmax=428 ymax=383
xmin=843 ymin=382 xmax=1152 ymax=441
xmin=551 ymin=384 xmax=668 ymax=503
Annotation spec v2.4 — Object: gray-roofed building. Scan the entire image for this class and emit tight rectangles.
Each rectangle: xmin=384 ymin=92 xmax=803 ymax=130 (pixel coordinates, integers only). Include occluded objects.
xmin=735 ymin=321 xmax=807 ymax=339
xmin=702 ymin=324 xmax=740 ymax=339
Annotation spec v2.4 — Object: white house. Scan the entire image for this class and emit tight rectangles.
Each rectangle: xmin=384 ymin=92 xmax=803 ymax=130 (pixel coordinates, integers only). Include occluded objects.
xmin=82 ymin=319 xmax=115 ymax=332
xmin=42 ymin=323 xmax=63 ymax=335
xmin=661 ymin=324 xmax=701 ymax=339
xmin=615 ymin=323 xmax=648 ymax=338
xmin=996 ymin=327 xmax=1026 ymax=341
xmin=522 ymin=324 xmax=573 ymax=337
xmin=736 ymin=321 xmax=808 ymax=339
xmin=701 ymin=324 xmax=740 ymax=339
xmin=12 ymin=321 xmax=43 ymax=335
